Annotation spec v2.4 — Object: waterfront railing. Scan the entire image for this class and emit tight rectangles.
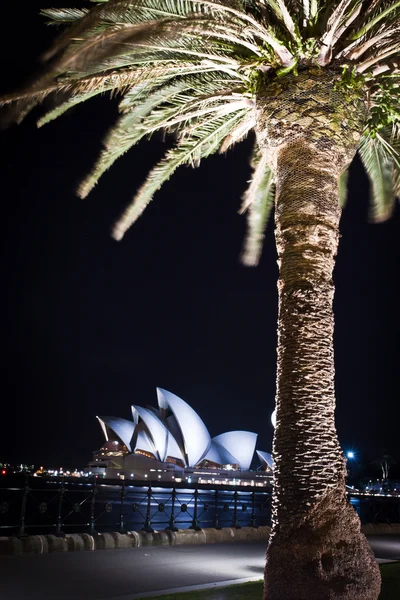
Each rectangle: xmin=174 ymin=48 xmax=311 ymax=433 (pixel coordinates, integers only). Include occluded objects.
xmin=0 ymin=476 xmax=272 ymax=536
xmin=1 ymin=476 xmax=399 ymax=536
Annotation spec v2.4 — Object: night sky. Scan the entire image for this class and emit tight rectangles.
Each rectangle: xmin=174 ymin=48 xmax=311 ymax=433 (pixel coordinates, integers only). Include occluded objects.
xmin=1 ymin=2 xmax=399 ymax=470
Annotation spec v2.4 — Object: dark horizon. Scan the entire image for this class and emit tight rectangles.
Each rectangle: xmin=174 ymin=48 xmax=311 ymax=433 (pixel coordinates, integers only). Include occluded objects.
xmin=1 ymin=2 xmax=399 ymax=470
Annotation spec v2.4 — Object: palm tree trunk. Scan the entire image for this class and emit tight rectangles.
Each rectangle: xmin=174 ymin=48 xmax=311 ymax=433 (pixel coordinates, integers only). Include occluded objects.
xmin=264 ymin=142 xmax=381 ymax=600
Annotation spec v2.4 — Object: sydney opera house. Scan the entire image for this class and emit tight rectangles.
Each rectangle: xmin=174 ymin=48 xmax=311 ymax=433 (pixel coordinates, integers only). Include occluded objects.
xmin=86 ymin=388 xmax=273 ymax=487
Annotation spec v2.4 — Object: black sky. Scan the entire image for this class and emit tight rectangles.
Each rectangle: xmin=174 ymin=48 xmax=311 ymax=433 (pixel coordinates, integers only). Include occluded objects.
xmin=1 ymin=2 xmax=399 ymax=469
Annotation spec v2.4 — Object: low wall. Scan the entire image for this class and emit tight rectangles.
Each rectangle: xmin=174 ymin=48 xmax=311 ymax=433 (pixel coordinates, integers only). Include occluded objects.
xmin=361 ymin=523 xmax=400 ymax=536
xmin=0 ymin=523 xmax=398 ymax=556
xmin=0 ymin=526 xmax=269 ymax=556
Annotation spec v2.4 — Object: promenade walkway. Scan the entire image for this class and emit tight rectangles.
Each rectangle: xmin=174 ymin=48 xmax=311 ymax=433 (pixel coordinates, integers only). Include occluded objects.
xmin=0 ymin=536 xmax=398 ymax=600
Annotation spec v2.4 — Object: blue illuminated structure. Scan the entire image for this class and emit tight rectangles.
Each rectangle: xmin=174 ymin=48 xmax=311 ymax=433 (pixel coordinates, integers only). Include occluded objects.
xmin=88 ymin=388 xmax=273 ymax=486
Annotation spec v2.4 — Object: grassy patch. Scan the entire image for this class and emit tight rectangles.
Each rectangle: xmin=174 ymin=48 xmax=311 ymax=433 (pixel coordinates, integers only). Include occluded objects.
xmin=142 ymin=581 xmax=263 ymax=600
xmin=378 ymin=563 xmax=400 ymax=600
xmin=141 ymin=563 xmax=400 ymax=599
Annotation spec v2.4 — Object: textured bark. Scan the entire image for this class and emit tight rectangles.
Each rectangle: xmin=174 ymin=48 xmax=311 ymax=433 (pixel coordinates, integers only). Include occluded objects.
xmin=255 ymin=67 xmax=366 ymax=163
xmin=254 ymin=69 xmax=381 ymax=600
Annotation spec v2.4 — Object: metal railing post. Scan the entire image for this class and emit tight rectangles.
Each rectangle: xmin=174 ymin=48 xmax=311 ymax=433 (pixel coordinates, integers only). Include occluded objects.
xmin=142 ymin=486 xmax=154 ymax=533
xmin=213 ymin=490 xmax=221 ymax=530
xmin=250 ymin=491 xmax=257 ymax=528
xmin=56 ymin=481 xmax=65 ymax=535
xmin=119 ymin=479 xmax=126 ymax=533
xmin=190 ymin=487 xmax=201 ymax=531
xmin=167 ymin=487 xmax=178 ymax=531
xmin=89 ymin=479 xmax=97 ymax=534
xmin=232 ymin=490 xmax=240 ymax=528
xmin=18 ymin=476 xmax=29 ymax=537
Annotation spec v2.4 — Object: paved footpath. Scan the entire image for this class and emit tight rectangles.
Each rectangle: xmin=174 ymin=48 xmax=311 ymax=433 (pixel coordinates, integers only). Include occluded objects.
xmin=0 ymin=536 xmax=399 ymax=600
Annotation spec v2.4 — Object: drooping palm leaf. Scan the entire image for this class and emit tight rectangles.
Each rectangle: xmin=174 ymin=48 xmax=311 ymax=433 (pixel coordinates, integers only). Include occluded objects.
xmin=1 ymin=0 xmax=399 ymax=264
xmin=338 ymin=168 xmax=350 ymax=208
xmin=358 ymin=134 xmax=397 ymax=222
xmin=78 ymin=73 xmax=244 ymax=197
xmin=394 ymin=167 xmax=400 ymax=198
xmin=112 ymin=108 xmax=249 ymax=240
xmin=240 ymin=148 xmax=275 ymax=266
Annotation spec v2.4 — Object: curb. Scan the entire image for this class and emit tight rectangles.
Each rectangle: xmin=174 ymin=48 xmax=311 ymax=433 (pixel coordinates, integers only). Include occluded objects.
xmin=0 ymin=523 xmax=398 ymax=556
xmin=129 ymin=576 xmax=264 ymax=599
xmin=0 ymin=526 xmax=271 ymax=556
xmin=361 ymin=523 xmax=400 ymax=536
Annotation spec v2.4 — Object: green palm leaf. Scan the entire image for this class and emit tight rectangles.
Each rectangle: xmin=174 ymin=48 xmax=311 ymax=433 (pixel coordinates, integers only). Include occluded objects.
xmin=240 ymin=149 xmax=275 ymax=266
xmin=1 ymin=0 xmax=400 ymax=244
xmin=394 ymin=167 xmax=400 ymax=198
xmin=112 ymin=109 xmax=248 ymax=240
xmin=358 ymin=134 xmax=397 ymax=222
xmin=338 ymin=168 xmax=350 ymax=208
xmin=78 ymin=73 xmax=242 ymax=198
xmin=349 ymin=1 xmax=400 ymax=41
xmin=37 ymin=89 xmax=108 ymax=127
xmin=40 ymin=8 xmax=88 ymax=24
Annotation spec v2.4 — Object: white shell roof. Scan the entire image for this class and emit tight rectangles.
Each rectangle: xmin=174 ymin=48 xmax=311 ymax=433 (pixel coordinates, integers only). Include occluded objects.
xmin=131 ymin=405 xmax=169 ymax=462
xmin=166 ymin=414 xmax=184 ymax=449
xmin=202 ymin=440 xmax=239 ymax=466
xmin=97 ymin=416 xmax=135 ymax=452
xmin=212 ymin=431 xmax=258 ymax=470
xmin=135 ymin=429 xmax=157 ymax=456
xmin=256 ymin=450 xmax=274 ymax=470
xmin=157 ymin=388 xmax=211 ymax=467
xmin=166 ymin=431 xmax=186 ymax=463
xmin=96 ymin=390 xmax=261 ymax=471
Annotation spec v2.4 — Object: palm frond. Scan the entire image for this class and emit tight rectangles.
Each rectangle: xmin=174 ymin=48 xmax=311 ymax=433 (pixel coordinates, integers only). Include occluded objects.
xmin=261 ymin=1 xmax=302 ymax=45
xmin=42 ymin=0 xmax=295 ymax=68
xmin=78 ymin=73 xmax=243 ymax=197
xmin=357 ymin=43 xmax=400 ymax=74
xmin=37 ymin=90 xmax=99 ymax=127
xmin=318 ymin=0 xmax=362 ymax=65
xmin=394 ymin=167 xmax=400 ymax=198
xmin=112 ymin=109 xmax=248 ymax=240
xmin=343 ymin=27 xmax=398 ymax=61
xmin=240 ymin=148 xmax=275 ymax=266
xmin=2 ymin=0 xmax=400 ymax=245
xmin=338 ymin=168 xmax=349 ymax=208
xmin=348 ymin=0 xmax=400 ymax=42
xmin=41 ymin=8 xmax=88 ymax=24
xmin=119 ymin=68 xmax=241 ymax=111
xmin=358 ymin=134 xmax=397 ymax=223
xmin=301 ymin=0 xmax=318 ymax=23
xmin=36 ymin=65 xmax=171 ymax=126
xmin=219 ymin=113 xmax=256 ymax=152
xmin=376 ymin=130 xmax=400 ymax=169
xmin=46 ymin=19 xmax=224 ymax=74
xmin=40 ymin=0 xmax=134 ymax=62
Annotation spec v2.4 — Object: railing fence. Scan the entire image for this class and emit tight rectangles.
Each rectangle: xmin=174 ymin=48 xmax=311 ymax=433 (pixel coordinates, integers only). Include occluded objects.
xmin=1 ymin=477 xmax=399 ymax=537
xmin=0 ymin=476 xmax=272 ymax=536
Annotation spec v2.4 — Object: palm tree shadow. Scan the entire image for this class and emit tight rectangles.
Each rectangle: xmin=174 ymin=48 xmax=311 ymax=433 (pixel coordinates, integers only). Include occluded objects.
xmin=245 ymin=565 xmax=264 ymax=575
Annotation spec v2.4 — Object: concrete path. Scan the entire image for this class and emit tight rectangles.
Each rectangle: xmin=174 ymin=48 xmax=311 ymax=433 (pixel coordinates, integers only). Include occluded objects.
xmin=0 ymin=536 xmax=398 ymax=600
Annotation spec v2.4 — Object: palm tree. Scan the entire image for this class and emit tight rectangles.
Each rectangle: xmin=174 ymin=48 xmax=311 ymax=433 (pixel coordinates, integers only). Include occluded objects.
xmin=2 ymin=1 xmax=399 ymax=598
xmin=373 ymin=450 xmax=396 ymax=483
